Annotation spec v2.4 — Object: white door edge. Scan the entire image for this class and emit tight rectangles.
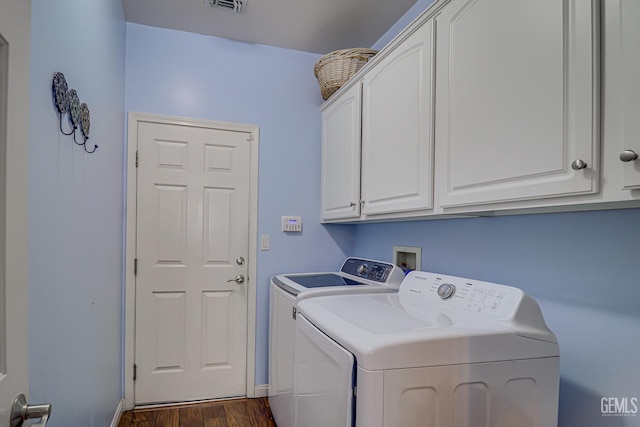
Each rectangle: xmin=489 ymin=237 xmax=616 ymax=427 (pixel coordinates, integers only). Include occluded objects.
xmin=124 ymin=112 xmax=259 ymax=409
xmin=0 ymin=0 xmax=30 ymax=417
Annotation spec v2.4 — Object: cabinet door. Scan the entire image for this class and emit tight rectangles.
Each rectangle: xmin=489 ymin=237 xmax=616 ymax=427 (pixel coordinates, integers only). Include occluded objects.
xmin=435 ymin=0 xmax=599 ymax=209
xmin=619 ymin=0 xmax=640 ymax=189
xmin=321 ymin=83 xmax=362 ymax=221
xmin=361 ymin=21 xmax=434 ymax=215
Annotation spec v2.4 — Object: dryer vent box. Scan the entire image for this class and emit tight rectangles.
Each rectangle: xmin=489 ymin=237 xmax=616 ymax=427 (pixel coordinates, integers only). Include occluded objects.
xmin=393 ymin=246 xmax=421 ymax=272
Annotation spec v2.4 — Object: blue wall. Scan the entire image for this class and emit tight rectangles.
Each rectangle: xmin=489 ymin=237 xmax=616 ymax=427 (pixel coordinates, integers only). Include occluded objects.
xmin=28 ymin=0 xmax=126 ymax=425
xmin=124 ymin=23 xmax=353 ymax=386
xmin=350 ymin=209 xmax=640 ymax=426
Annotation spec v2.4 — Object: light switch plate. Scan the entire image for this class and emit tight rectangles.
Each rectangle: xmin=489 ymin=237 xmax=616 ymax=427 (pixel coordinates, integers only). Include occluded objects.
xmin=261 ymin=235 xmax=270 ymax=251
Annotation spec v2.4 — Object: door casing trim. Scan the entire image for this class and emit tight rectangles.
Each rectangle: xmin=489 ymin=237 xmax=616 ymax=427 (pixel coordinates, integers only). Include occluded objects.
xmin=124 ymin=112 xmax=259 ymax=409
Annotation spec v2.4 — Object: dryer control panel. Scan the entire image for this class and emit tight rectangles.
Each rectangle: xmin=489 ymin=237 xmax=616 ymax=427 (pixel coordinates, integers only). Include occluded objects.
xmin=400 ymin=271 xmax=524 ymax=319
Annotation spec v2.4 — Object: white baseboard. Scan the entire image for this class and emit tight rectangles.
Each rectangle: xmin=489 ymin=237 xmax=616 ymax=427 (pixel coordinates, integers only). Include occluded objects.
xmin=110 ymin=398 xmax=125 ymax=427
xmin=254 ymin=384 xmax=269 ymax=398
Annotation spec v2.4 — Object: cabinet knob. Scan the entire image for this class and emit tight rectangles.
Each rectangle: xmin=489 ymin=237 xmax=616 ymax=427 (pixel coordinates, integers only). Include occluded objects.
xmin=619 ymin=150 xmax=638 ymax=163
xmin=571 ymin=159 xmax=587 ymax=170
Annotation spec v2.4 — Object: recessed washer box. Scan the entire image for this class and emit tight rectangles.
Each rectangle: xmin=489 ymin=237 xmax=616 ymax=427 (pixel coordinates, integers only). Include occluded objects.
xmin=393 ymin=245 xmax=421 ymax=271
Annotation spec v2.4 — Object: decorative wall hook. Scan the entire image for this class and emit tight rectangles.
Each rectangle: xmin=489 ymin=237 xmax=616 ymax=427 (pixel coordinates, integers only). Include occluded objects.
xmin=51 ymin=71 xmax=97 ymax=154
xmin=52 ymin=72 xmax=73 ymax=135
xmin=80 ymin=103 xmax=97 ymax=153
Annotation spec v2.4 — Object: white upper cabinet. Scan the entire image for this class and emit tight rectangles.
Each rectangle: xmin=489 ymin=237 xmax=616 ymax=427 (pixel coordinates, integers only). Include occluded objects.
xmin=321 ymin=83 xmax=362 ymax=221
xmin=617 ymin=0 xmax=640 ymax=189
xmin=435 ymin=0 xmax=599 ymax=209
xmin=360 ymin=22 xmax=435 ymax=215
xmin=320 ymin=0 xmax=638 ymax=221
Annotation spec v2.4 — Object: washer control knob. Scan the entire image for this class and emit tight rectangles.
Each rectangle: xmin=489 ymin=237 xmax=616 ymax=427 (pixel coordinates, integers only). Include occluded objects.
xmin=357 ymin=263 xmax=368 ymax=275
xmin=437 ymin=283 xmax=456 ymax=300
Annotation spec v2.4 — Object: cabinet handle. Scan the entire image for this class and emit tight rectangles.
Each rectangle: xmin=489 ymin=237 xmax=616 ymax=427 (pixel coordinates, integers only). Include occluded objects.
xmin=620 ymin=150 xmax=638 ymax=162
xmin=349 ymin=202 xmax=356 ymax=208
xmin=571 ymin=159 xmax=587 ymax=170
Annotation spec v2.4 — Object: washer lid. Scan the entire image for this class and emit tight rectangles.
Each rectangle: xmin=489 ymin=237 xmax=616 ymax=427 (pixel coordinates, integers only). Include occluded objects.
xmin=297 ymin=271 xmax=559 ymax=371
xmin=284 ymin=273 xmax=363 ymax=288
xmin=273 ymin=273 xmax=371 ymax=297
xmin=271 ymin=257 xmax=404 ymax=297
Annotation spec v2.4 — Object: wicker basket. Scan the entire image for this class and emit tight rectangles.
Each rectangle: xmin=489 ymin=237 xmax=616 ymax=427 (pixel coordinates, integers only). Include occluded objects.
xmin=314 ymin=48 xmax=378 ymax=100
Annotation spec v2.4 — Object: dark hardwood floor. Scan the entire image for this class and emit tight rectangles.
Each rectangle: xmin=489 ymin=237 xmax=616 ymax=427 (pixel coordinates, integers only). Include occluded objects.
xmin=118 ymin=398 xmax=277 ymax=427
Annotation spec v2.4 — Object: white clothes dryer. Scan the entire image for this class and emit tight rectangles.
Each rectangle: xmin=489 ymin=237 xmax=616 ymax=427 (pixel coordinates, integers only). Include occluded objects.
xmin=269 ymin=258 xmax=405 ymax=427
xmin=294 ymin=270 xmax=560 ymax=427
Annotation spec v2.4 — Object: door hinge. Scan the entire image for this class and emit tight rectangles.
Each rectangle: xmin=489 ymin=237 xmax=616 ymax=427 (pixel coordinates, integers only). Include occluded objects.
xmin=135 ymin=150 xmax=139 ymax=168
xmin=134 ymin=258 xmax=138 ymax=276
xmin=292 ymin=307 xmax=297 ymax=320
xmin=133 ymin=363 xmax=137 ymax=381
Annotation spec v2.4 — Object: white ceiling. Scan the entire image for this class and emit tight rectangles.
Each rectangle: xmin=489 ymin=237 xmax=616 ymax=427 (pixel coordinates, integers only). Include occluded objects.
xmin=121 ymin=0 xmax=419 ymax=54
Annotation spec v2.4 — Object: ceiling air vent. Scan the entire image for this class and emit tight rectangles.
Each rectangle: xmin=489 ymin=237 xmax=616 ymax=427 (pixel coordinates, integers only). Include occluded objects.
xmin=207 ymin=0 xmax=246 ymax=13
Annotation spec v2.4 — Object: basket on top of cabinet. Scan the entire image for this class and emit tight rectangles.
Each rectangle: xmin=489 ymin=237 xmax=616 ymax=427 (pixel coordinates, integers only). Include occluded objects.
xmin=314 ymin=48 xmax=378 ymax=100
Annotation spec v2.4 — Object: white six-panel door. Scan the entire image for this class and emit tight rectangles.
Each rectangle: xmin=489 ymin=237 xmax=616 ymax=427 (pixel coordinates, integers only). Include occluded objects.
xmin=134 ymin=120 xmax=252 ymax=404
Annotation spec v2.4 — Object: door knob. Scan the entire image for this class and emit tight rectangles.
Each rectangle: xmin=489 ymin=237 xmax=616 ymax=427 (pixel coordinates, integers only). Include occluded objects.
xmin=227 ymin=274 xmax=245 ymax=284
xmin=236 ymin=256 xmax=245 ymax=265
xmin=10 ymin=394 xmax=51 ymax=427
xmin=620 ymin=150 xmax=638 ymax=162
xmin=571 ymin=159 xmax=587 ymax=170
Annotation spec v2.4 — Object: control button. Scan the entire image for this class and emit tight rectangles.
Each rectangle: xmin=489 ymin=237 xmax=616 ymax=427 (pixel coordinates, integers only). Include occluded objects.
xmin=437 ymin=283 xmax=456 ymax=300
xmin=357 ymin=263 xmax=368 ymax=275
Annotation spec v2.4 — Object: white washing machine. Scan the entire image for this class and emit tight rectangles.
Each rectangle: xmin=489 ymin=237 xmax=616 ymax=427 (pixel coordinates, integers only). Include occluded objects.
xmin=269 ymin=258 xmax=405 ymax=427
xmin=294 ymin=270 xmax=560 ymax=427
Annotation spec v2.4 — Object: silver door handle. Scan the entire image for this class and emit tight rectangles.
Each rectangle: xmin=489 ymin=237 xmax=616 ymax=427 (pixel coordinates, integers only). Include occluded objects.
xmin=11 ymin=394 xmax=51 ymax=427
xmin=227 ymin=274 xmax=245 ymax=284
